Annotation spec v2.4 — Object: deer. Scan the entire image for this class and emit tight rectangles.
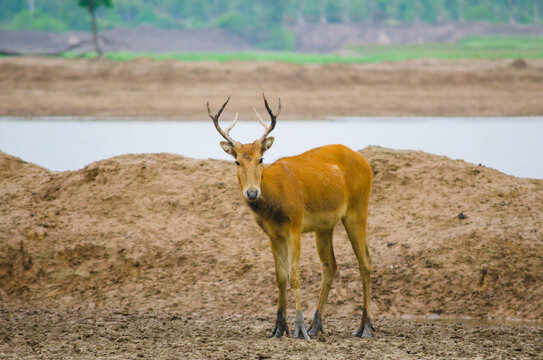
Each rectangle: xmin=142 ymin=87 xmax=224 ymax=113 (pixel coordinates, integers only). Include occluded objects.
xmin=208 ymin=94 xmax=375 ymax=340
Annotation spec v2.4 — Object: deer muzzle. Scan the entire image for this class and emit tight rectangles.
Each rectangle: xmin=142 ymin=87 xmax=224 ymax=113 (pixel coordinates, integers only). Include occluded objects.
xmin=245 ymin=188 xmax=260 ymax=201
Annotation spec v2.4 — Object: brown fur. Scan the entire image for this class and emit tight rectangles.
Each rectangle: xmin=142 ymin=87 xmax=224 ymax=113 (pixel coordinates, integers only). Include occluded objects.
xmin=222 ymin=140 xmax=374 ymax=338
xmin=211 ymin=95 xmax=374 ymax=337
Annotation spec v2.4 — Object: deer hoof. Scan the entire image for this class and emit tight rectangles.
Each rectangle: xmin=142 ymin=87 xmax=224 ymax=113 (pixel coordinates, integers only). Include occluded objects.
xmin=353 ymin=309 xmax=375 ymax=338
xmin=308 ymin=310 xmax=325 ymax=337
xmin=293 ymin=310 xmax=311 ymax=340
xmin=269 ymin=310 xmax=289 ymax=339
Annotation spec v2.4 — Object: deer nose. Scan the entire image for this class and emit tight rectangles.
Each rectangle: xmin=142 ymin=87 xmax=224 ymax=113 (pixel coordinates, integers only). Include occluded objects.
xmin=245 ymin=188 xmax=260 ymax=201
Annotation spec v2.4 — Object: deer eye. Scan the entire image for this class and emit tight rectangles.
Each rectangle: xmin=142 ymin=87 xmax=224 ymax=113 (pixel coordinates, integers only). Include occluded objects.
xmin=235 ymin=161 xmax=240 ymax=166
xmin=259 ymin=158 xmax=264 ymax=164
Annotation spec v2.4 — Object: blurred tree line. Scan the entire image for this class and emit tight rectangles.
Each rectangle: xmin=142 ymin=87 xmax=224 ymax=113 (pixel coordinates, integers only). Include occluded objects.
xmin=1 ymin=0 xmax=542 ymax=49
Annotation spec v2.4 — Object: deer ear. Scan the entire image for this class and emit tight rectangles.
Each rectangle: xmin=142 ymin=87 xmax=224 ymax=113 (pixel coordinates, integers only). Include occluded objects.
xmin=261 ymin=137 xmax=274 ymax=152
xmin=220 ymin=141 xmax=236 ymax=156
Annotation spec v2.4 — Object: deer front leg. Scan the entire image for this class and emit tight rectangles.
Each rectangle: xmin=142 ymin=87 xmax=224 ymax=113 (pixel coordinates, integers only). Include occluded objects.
xmin=269 ymin=237 xmax=289 ymax=338
xmin=288 ymin=228 xmax=310 ymax=340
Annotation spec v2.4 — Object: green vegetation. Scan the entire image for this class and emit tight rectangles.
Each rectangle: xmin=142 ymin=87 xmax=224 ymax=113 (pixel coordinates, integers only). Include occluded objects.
xmin=350 ymin=35 xmax=543 ymax=61
xmin=459 ymin=35 xmax=543 ymax=49
xmin=1 ymin=1 xmax=543 ymax=50
xmin=77 ymin=0 xmax=113 ymax=55
xmin=59 ymin=35 xmax=543 ymax=63
xmin=62 ymin=51 xmax=369 ymax=63
xmin=8 ymin=10 xmax=67 ymax=32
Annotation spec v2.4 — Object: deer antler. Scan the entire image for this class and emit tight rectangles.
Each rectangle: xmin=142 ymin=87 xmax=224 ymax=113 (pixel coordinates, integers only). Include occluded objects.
xmin=207 ymin=96 xmax=238 ymax=145
xmin=256 ymin=93 xmax=280 ymax=142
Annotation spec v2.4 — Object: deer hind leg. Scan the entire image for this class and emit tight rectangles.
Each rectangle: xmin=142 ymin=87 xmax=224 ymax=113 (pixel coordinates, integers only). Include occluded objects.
xmin=308 ymin=229 xmax=337 ymax=337
xmin=269 ymin=236 xmax=289 ymax=338
xmin=342 ymin=208 xmax=375 ymax=338
xmin=288 ymin=227 xmax=310 ymax=340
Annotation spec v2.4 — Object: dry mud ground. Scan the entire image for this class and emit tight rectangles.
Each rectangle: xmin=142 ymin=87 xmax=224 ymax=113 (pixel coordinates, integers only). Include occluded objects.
xmin=2 ymin=57 xmax=543 ymax=118
xmin=1 ymin=307 xmax=541 ymax=359
xmin=1 ymin=146 xmax=542 ymax=359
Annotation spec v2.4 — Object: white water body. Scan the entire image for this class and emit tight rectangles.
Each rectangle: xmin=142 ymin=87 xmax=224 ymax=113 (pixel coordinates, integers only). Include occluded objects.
xmin=0 ymin=116 xmax=542 ymax=179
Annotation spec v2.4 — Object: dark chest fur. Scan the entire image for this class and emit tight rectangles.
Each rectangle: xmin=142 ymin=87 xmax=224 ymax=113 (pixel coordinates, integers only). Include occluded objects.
xmin=247 ymin=198 xmax=289 ymax=224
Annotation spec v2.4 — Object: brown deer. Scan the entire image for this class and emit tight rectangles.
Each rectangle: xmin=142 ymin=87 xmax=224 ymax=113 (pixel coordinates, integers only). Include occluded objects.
xmin=208 ymin=94 xmax=374 ymax=339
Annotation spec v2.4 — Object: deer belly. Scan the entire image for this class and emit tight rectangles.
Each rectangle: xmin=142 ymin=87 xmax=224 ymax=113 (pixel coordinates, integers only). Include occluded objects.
xmin=301 ymin=207 xmax=345 ymax=232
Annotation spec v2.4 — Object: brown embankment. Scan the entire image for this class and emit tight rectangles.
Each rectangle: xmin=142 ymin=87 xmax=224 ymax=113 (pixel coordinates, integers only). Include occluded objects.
xmin=1 ymin=57 xmax=543 ymax=118
xmin=1 ymin=147 xmax=541 ymax=320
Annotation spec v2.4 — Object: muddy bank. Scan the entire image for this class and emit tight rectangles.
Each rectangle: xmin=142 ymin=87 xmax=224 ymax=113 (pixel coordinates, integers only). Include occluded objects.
xmin=2 ymin=57 xmax=543 ymax=118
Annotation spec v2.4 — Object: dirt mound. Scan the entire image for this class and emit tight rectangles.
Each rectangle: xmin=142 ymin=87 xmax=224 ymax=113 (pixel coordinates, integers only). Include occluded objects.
xmin=1 ymin=147 xmax=541 ymax=321
xmin=511 ymin=58 xmax=529 ymax=69
xmin=2 ymin=57 xmax=543 ymax=118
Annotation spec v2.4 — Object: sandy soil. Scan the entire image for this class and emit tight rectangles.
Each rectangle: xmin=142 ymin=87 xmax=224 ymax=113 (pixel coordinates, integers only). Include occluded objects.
xmin=2 ymin=57 xmax=543 ymax=118
xmin=1 ymin=145 xmax=542 ymax=358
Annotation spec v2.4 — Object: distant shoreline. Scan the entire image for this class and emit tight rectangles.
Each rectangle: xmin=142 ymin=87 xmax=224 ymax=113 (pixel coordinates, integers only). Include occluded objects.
xmin=2 ymin=23 xmax=543 ymax=53
xmin=2 ymin=57 xmax=543 ymax=119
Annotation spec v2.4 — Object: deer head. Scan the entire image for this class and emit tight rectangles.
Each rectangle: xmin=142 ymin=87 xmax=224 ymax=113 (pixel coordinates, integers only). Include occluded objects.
xmin=208 ymin=93 xmax=280 ymax=201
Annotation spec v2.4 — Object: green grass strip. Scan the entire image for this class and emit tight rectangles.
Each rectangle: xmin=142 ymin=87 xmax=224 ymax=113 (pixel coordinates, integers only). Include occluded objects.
xmin=53 ymin=35 xmax=543 ymax=64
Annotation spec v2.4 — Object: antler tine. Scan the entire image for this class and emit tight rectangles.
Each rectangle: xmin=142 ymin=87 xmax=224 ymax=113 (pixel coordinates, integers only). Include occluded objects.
xmin=207 ymin=96 xmax=237 ymax=145
xmin=225 ymin=112 xmax=238 ymax=134
xmin=262 ymin=92 xmax=281 ymax=118
xmin=259 ymin=93 xmax=280 ymax=142
xmin=253 ymin=107 xmax=268 ymax=129
xmin=207 ymin=95 xmax=230 ymax=120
